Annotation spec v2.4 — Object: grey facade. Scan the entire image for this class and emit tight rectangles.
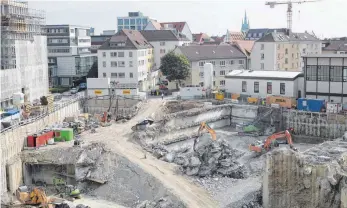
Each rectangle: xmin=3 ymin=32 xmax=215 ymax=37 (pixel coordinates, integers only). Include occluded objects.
xmin=43 ymin=25 xmax=97 ymax=87
xmin=303 ymin=54 xmax=347 ymax=103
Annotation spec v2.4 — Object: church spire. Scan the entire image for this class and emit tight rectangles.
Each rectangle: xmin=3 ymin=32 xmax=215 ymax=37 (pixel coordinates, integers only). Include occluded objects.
xmin=241 ymin=10 xmax=250 ymax=34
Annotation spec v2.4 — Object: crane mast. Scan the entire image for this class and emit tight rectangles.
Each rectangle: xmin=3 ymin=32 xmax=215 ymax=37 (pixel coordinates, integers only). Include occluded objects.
xmin=265 ymin=0 xmax=320 ymax=31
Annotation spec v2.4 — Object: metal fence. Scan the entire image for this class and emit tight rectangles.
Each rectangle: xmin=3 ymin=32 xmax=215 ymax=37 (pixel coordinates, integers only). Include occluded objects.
xmin=0 ymin=95 xmax=83 ymax=134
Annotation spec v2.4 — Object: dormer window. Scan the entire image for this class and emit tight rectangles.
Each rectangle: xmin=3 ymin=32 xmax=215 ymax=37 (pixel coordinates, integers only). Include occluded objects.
xmin=111 ymin=42 xmax=125 ymax=47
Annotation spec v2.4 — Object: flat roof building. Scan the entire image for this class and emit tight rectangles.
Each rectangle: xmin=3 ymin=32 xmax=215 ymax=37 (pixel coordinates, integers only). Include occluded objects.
xmin=303 ymin=54 xmax=347 ymax=103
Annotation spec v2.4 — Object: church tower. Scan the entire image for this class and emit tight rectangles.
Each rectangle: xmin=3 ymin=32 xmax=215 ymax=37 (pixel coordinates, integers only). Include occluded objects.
xmin=241 ymin=10 xmax=250 ymax=34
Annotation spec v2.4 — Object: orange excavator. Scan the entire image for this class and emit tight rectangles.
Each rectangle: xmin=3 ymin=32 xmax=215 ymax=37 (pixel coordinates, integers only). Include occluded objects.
xmin=249 ymin=128 xmax=297 ymax=153
xmin=193 ymin=122 xmax=217 ymax=151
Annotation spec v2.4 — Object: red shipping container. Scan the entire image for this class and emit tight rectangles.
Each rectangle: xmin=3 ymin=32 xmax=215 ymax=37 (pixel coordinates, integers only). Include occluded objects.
xmin=46 ymin=131 xmax=54 ymax=139
xmin=27 ymin=135 xmax=35 ymax=147
xmin=35 ymin=134 xmax=47 ymax=147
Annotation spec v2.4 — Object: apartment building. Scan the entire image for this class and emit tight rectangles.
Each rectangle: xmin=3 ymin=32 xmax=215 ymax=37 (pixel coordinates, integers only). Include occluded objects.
xmin=250 ymin=31 xmax=321 ymax=71
xmin=98 ymin=29 xmax=154 ymax=91
xmin=1 ymin=0 xmax=49 ymax=108
xmin=140 ymin=30 xmax=190 ymax=70
xmin=175 ymin=45 xmax=248 ymax=89
xmin=117 ymin=11 xmax=151 ymax=32
xmin=43 ymin=25 xmax=97 ymax=87
xmin=322 ymin=40 xmax=347 ymax=55
xmin=144 ymin=21 xmax=193 ymax=42
xmin=303 ymin=54 xmax=347 ymax=103
xmin=244 ymin=28 xmax=287 ymax=40
xmin=91 ymin=35 xmax=112 ymax=53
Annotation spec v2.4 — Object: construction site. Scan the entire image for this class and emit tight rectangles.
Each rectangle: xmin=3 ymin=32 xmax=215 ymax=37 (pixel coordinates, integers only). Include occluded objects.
xmin=1 ymin=96 xmax=346 ymax=208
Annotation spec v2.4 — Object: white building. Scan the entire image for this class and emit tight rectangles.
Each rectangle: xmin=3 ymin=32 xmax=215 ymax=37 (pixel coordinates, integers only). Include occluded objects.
xmin=144 ymin=21 xmax=193 ymax=42
xmin=322 ymin=40 xmax=347 ymax=55
xmin=303 ymin=54 xmax=347 ymax=103
xmin=1 ymin=0 xmax=49 ymax=108
xmin=43 ymin=25 xmax=97 ymax=87
xmin=174 ymin=45 xmax=248 ymax=89
xmin=225 ymin=70 xmax=304 ymax=98
xmin=250 ymin=31 xmax=321 ymax=71
xmin=97 ymin=29 xmax=155 ymax=91
xmin=140 ymin=30 xmax=190 ymax=70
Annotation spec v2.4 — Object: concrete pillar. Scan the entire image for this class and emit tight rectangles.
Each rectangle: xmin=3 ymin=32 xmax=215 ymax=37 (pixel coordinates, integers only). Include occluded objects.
xmin=7 ymin=157 xmax=22 ymax=194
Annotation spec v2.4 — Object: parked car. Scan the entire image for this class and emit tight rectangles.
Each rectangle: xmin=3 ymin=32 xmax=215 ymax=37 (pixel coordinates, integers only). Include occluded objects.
xmin=70 ymin=88 xmax=78 ymax=94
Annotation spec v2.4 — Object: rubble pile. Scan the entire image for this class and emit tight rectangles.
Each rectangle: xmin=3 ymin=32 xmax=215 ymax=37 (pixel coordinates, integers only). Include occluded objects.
xmin=163 ymin=100 xmax=205 ymax=114
xmin=172 ymin=138 xmax=247 ymax=178
xmin=136 ymin=197 xmax=186 ymax=208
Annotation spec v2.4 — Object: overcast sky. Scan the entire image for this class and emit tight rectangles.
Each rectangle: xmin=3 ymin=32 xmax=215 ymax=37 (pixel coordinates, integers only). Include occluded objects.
xmin=28 ymin=0 xmax=346 ymax=38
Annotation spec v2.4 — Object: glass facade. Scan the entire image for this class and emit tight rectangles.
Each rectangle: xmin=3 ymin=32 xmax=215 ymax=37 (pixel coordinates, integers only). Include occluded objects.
xmin=142 ymin=18 xmax=148 ymax=25
xmin=118 ymin=19 xmax=123 ymax=25
xmin=124 ymin=19 xmax=130 ymax=25
xmin=75 ymin=56 xmax=97 ymax=76
xmin=136 ymin=18 xmax=142 ymax=25
xmin=117 ymin=13 xmax=149 ymax=31
xmin=118 ymin=26 xmax=123 ymax=31
xmin=137 ymin=26 xmax=142 ymax=31
xmin=130 ymin=19 xmax=135 ymax=25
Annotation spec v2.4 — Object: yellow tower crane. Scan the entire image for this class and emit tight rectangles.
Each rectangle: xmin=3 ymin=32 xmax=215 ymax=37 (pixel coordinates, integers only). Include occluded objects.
xmin=265 ymin=0 xmax=321 ymax=31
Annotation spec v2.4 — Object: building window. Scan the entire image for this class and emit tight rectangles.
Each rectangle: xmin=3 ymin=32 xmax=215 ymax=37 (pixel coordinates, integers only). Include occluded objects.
xmin=261 ymin=63 xmax=264 ymax=70
xmin=210 ymin=61 xmax=215 ymax=65
xmin=129 ymin=61 xmax=133 ymax=67
xmin=254 ymin=82 xmax=259 ymax=93
xmin=124 ymin=19 xmax=130 ymax=25
xmin=160 ymin=42 xmax=165 ymax=46
xmin=213 ymin=81 xmax=215 ymax=86
xmin=285 ymin=58 xmax=288 ymax=64
xmin=130 ymin=19 xmax=135 ymax=25
xmin=267 ymin=82 xmax=272 ymax=94
xmin=160 ymin=49 xmax=166 ymax=54
xmin=130 ymin=72 xmax=133 ymax=78
xmin=317 ymin=65 xmax=329 ymax=81
xmin=199 ymin=82 xmax=204 ymax=87
xmin=261 ymin=53 xmax=264 ymax=60
xmin=103 ymin=61 xmax=106 ymax=67
xmin=277 ymin=44 xmax=280 ymax=50
xmin=238 ymin=60 xmax=244 ymax=65
xmin=110 ymin=52 xmax=117 ymax=57
xmin=118 ymin=61 xmax=125 ymax=67
xmin=220 ymin=61 xmax=226 ymax=66
xmin=129 ymin=51 xmax=133 ymax=57
xmin=220 ymin=70 xmax=225 ymax=76
xmin=200 ymin=72 xmax=204 ymax=77
xmin=330 ymin=66 xmax=343 ymax=82
xmin=242 ymin=81 xmax=247 ymax=92
xmin=111 ymin=73 xmax=117 ymax=78
xmin=229 ymin=60 xmax=234 ymax=65
xmin=118 ymin=73 xmax=125 ymax=78
xmin=137 ymin=26 xmax=142 ymax=30
xmin=136 ymin=18 xmax=141 ymax=25
xmin=102 ymin=52 xmax=106 ymax=57
xmin=303 ymin=48 xmax=306 ymax=54
xmin=261 ymin=44 xmax=264 ymax=50
xmin=220 ymin=80 xmax=225 ymax=86
xmin=306 ymin=65 xmax=317 ymax=81
xmin=285 ymin=48 xmax=288 ymax=54
xmin=111 ymin=61 xmax=117 ymax=67
xmin=118 ymin=52 xmax=125 ymax=57
xmin=280 ymin=83 xmax=285 ymax=95
xmin=199 ymin=61 xmax=205 ymax=67
xmin=213 ymin=71 xmax=215 ymax=76
xmin=343 ymin=67 xmax=347 ymax=81
xmin=70 ymin=29 xmax=74 ymax=33
xmin=103 ymin=73 xmax=106 ymax=78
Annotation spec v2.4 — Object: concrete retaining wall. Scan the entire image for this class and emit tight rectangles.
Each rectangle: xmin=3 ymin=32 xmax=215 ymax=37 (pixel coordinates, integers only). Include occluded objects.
xmin=0 ymin=101 xmax=80 ymax=195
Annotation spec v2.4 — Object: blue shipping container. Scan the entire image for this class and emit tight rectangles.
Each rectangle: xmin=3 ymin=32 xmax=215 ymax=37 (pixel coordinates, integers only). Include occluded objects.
xmin=297 ymin=98 xmax=307 ymax=111
xmin=297 ymin=98 xmax=325 ymax=112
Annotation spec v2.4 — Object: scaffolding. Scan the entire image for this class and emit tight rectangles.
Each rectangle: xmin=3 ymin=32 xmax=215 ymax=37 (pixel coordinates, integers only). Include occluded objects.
xmin=1 ymin=0 xmax=45 ymax=69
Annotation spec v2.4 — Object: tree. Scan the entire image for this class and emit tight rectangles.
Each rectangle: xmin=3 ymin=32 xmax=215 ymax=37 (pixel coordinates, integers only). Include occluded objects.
xmin=159 ymin=51 xmax=191 ymax=89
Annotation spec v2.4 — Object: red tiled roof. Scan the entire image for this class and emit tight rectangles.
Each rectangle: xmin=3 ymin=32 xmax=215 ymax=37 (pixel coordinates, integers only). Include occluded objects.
xmin=227 ymin=31 xmax=245 ymax=41
xmin=148 ymin=20 xmax=162 ymax=30
xmin=193 ymin=33 xmax=211 ymax=43
xmin=232 ymin=40 xmax=255 ymax=56
xmin=160 ymin=22 xmax=186 ymax=32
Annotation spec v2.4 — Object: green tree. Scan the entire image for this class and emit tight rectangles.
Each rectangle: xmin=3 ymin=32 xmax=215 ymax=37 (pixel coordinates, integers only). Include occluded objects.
xmin=159 ymin=51 xmax=191 ymax=89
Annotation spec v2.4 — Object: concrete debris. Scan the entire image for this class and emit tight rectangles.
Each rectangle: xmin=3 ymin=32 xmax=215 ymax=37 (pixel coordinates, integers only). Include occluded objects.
xmin=136 ymin=197 xmax=186 ymax=208
xmin=172 ymin=138 xmax=247 ymax=178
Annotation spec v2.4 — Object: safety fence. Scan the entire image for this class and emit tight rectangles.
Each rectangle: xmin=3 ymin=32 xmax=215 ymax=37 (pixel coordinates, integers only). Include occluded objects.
xmin=0 ymin=96 xmax=83 ymax=134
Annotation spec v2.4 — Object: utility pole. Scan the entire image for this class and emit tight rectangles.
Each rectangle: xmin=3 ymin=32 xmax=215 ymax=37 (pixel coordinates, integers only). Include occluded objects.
xmin=110 ymin=81 xmax=118 ymax=120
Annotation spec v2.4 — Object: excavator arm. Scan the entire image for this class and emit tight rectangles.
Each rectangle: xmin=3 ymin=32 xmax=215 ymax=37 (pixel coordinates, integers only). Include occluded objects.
xmin=194 ymin=122 xmax=216 ymax=151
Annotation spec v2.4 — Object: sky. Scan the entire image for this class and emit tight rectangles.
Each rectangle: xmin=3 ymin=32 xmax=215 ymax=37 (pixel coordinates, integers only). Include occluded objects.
xmin=28 ymin=0 xmax=347 ymax=38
